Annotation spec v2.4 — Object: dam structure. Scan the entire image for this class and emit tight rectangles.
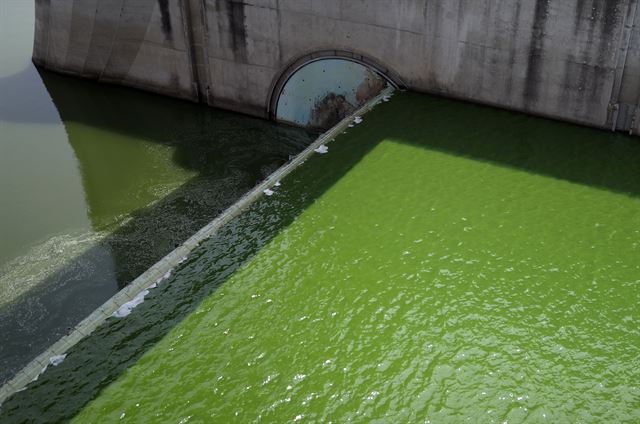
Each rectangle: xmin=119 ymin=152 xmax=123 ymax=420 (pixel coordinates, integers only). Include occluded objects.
xmin=1 ymin=1 xmax=640 ymax=421
xmin=33 ymin=0 xmax=640 ymax=134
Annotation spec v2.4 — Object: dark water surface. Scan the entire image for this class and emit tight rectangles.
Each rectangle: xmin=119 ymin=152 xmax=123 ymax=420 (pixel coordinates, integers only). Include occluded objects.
xmin=0 ymin=1 xmax=313 ymax=383
xmin=2 ymin=92 xmax=638 ymax=423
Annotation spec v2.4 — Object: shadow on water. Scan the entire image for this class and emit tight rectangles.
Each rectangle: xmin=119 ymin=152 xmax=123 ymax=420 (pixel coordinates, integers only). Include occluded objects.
xmin=392 ymin=94 xmax=640 ymax=198
xmin=1 ymin=92 xmax=639 ymax=422
xmin=0 ymin=91 xmax=380 ymax=423
xmin=0 ymin=69 xmax=315 ymax=384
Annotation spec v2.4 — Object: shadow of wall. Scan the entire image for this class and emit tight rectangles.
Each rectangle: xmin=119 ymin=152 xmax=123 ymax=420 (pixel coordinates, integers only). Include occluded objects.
xmin=0 ymin=69 xmax=314 ymax=384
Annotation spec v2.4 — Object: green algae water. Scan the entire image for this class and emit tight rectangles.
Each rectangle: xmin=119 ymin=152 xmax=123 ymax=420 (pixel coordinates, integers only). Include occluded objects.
xmin=3 ymin=92 xmax=632 ymax=422
xmin=0 ymin=1 xmax=312 ymax=383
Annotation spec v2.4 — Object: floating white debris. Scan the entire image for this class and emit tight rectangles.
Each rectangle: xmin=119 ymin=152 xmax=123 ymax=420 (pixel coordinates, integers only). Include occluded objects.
xmin=263 ymin=188 xmax=275 ymax=196
xmin=274 ymin=181 xmax=281 ymax=187
xmin=32 ymin=369 xmax=44 ymax=382
xmin=354 ymin=116 xmax=363 ymax=124
xmin=348 ymin=124 xmax=354 ymax=128
xmin=31 ymin=353 xmax=67 ymax=382
xmin=314 ymin=145 xmax=329 ymax=154
xmin=113 ymin=289 xmax=150 ymax=318
xmin=49 ymin=354 xmax=66 ymax=367
xmin=153 ymin=269 xmax=173 ymax=287
xmin=382 ymin=95 xmax=391 ymax=102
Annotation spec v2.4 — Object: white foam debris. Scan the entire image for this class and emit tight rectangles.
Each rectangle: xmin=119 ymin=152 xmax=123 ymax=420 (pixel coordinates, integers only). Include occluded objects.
xmin=151 ymin=268 xmax=173 ymax=287
xmin=274 ymin=181 xmax=281 ymax=187
xmin=178 ymin=256 xmax=188 ymax=264
xmin=354 ymin=116 xmax=363 ymax=124
xmin=348 ymin=124 xmax=354 ymax=128
xmin=49 ymin=354 xmax=67 ymax=367
xmin=263 ymin=188 xmax=275 ymax=196
xmin=314 ymin=145 xmax=329 ymax=154
xmin=383 ymin=95 xmax=391 ymax=102
xmin=30 ymin=353 xmax=65 ymax=383
xmin=113 ymin=289 xmax=150 ymax=318
xmin=32 ymin=369 xmax=45 ymax=382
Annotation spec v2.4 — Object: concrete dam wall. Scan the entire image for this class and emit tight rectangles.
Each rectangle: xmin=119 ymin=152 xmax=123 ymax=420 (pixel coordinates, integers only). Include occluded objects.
xmin=33 ymin=0 xmax=640 ymax=134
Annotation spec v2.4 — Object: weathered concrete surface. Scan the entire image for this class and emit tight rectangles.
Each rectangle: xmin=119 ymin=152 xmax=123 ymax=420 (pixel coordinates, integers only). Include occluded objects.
xmin=34 ymin=0 xmax=196 ymax=100
xmin=34 ymin=0 xmax=640 ymax=134
xmin=617 ymin=0 xmax=640 ymax=133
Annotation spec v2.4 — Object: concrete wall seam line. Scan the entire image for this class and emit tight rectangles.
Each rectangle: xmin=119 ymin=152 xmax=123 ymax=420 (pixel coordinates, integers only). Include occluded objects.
xmin=196 ymin=0 xmax=213 ymax=104
xmin=42 ymin=0 xmax=53 ymax=68
xmin=0 ymin=87 xmax=395 ymax=407
xmin=631 ymin=2 xmax=640 ymax=134
xmin=96 ymin=0 xmax=125 ymax=81
xmin=608 ymin=0 xmax=639 ymax=131
xmin=181 ymin=0 xmax=200 ymax=101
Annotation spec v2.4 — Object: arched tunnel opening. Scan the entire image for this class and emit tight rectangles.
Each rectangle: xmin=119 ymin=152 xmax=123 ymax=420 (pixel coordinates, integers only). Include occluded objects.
xmin=270 ymin=56 xmax=402 ymax=130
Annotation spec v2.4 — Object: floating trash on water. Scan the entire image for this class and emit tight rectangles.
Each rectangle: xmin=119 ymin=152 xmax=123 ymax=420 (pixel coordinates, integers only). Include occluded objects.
xmin=274 ymin=181 xmax=281 ymax=187
xmin=354 ymin=116 xmax=363 ymax=124
xmin=32 ymin=370 xmax=44 ymax=382
xmin=30 ymin=353 xmax=69 ymax=383
xmin=263 ymin=189 xmax=275 ymax=196
xmin=49 ymin=354 xmax=66 ymax=367
xmin=383 ymin=95 xmax=391 ymax=102
xmin=314 ymin=145 xmax=329 ymax=154
xmin=153 ymin=269 xmax=173 ymax=287
xmin=348 ymin=124 xmax=354 ymax=128
xmin=113 ymin=289 xmax=150 ymax=318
